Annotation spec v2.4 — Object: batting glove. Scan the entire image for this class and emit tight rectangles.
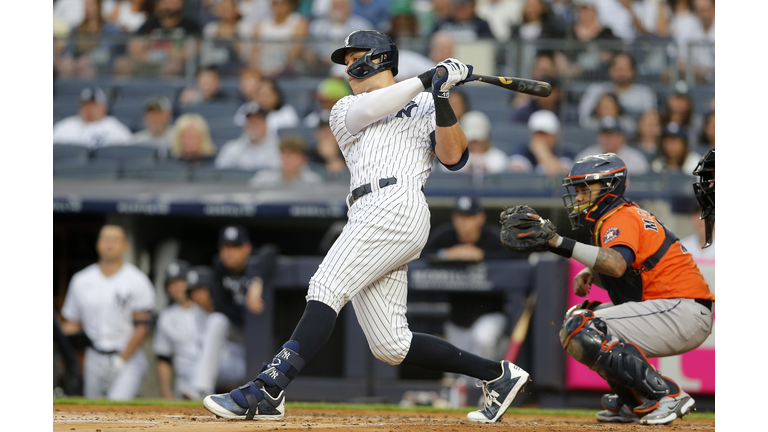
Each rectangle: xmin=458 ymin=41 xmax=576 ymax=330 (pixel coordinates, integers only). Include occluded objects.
xmin=431 ymin=58 xmax=473 ymax=98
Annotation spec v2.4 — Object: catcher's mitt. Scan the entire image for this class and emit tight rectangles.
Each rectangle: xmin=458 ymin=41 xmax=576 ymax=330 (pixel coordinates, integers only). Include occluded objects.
xmin=499 ymin=205 xmax=557 ymax=253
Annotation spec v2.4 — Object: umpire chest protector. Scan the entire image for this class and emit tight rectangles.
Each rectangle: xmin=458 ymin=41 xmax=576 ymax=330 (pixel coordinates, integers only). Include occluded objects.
xmin=592 ymin=203 xmax=679 ymax=305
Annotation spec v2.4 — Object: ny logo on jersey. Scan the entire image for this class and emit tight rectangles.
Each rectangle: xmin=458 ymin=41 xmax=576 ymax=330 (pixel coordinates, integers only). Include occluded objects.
xmin=114 ymin=292 xmax=132 ymax=309
xmin=395 ymin=101 xmax=418 ymax=118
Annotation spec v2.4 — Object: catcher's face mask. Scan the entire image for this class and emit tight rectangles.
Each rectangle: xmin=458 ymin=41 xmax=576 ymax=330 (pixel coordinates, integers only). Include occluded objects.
xmin=562 ymin=178 xmax=621 ymax=231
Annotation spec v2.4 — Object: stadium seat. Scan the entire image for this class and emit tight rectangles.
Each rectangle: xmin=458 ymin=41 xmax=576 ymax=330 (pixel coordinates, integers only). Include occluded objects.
xmin=122 ymin=160 xmax=190 ymax=181
xmin=93 ymin=145 xmax=158 ymax=164
xmin=54 ymin=159 xmax=120 ymax=180
xmin=277 ymin=126 xmax=317 ymax=149
xmin=110 ymin=100 xmax=150 ymax=131
xmin=53 ymin=144 xmax=90 ymax=162
xmin=53 ymin=101 xmax=79 ymax=119
xmin=561 ymin=126 xmax=598 ymax=147
xmin=179 ymin=102 xmax=242 ymax=119
xmin=115 ymin=80 xmax=184 ymax=101
xmin=209 ymin=125 xmax=242 ymax=147
xmin=189 ymin=166 xmax=257 ymax=182
xmin=489 ymin=124 xmax=529 ymax=153
xmin=277 ymin=77 xmax=324 ymax=115
xmin=483 ymin=172 xmax=556 ymax=192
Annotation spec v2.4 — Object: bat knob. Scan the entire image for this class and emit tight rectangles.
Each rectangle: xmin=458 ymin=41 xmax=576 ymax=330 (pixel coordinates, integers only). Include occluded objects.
xmin=435 ymin=66 xmax=446 ymax=78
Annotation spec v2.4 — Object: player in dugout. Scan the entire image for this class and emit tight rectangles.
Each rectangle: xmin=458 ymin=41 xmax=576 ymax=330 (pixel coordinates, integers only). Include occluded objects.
xmin=499 ymin=153 xmax=714 ymax=425
xmin=202 ymin=29 xmax=529 ymax=424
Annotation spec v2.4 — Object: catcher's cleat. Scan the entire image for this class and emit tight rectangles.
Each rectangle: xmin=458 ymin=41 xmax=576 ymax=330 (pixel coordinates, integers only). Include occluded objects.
xmin=596 ymin=405 xmax=640 ymax=423
xmin=637 ymin=391 xmax=696 ymax=425
xmin=466 ymin=361 xmax=530 ymax=423
xmin=203 ymin=381 xmax=285 ymax=421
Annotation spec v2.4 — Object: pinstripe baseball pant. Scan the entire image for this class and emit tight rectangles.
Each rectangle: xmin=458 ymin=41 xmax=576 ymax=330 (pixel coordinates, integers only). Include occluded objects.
xmin=307 ymin=184 xmax=430 ymax=365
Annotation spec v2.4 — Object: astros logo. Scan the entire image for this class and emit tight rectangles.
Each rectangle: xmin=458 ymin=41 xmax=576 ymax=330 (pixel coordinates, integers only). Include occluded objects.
xmin=603 ymin=227 xmax=620 ymax=244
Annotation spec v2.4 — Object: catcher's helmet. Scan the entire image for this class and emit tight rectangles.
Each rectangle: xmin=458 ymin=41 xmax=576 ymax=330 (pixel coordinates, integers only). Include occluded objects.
xmin=562 ymin=153 xmax=628 ymax=230
xmin=331 ymin=30 xmax=399 ymax=79
xmin=692 ymin=148 xmax=715 ymax=247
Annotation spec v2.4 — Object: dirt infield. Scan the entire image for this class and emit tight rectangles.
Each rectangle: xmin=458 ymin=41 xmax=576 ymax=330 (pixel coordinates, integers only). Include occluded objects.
xmin=53 ymin=404 xmax=715 ymax=432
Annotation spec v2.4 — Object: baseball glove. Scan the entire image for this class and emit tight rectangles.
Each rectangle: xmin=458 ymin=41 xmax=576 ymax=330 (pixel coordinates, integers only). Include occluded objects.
xmin=499 ymin=205 xmax=557 ymax=253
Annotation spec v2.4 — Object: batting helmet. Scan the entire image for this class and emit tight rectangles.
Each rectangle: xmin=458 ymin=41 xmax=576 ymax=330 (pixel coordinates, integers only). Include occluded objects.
xmin=331 ymin=30 xmax=399 ymax=79
xmin=562 ymin=153 xmax=629 ymax=230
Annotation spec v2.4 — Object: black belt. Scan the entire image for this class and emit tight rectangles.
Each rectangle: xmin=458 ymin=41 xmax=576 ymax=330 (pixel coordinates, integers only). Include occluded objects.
xmin=694 ymin=298 xmax=713 ymax=312
xmin=351 ymin=177 xmax=399 ymax=203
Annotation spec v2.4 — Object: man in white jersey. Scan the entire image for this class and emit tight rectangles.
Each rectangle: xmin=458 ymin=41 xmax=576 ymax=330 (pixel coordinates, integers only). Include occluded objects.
xmin=60 ymin=225 xmax=155 ymax=400
xmin=203 ymin=30 xmax=530 ymax=423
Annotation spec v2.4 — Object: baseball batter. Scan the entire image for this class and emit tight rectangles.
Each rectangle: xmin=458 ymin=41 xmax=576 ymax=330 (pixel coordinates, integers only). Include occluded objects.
xmin=204 ymin=30 xmax=529 ymax=423
xmin=60 ymin=225 xmax=155 ymax=400
xmin=517 ymin=153 xmax=714 ymax=425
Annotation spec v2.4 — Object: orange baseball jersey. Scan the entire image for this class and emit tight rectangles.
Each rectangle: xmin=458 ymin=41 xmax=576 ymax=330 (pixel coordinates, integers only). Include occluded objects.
xmin=594 ymin=202 xmax=714 ymax=302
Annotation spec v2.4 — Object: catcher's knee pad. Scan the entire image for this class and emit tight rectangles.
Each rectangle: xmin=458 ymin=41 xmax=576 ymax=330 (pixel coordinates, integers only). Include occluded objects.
xmin=560 ymin=311 xmax=669 ymax=401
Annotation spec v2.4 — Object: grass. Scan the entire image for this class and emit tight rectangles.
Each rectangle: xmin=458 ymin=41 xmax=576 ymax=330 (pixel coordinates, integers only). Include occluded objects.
xmin=53 ymin=398 xmax=715 ymax=420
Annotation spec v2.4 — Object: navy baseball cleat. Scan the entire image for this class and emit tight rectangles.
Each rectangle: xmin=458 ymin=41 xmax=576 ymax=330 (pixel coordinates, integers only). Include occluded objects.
xmin=203 ymin=381 xmax=285 ymax=420
xmin=466 ymin=361 xmax=530 ymax=423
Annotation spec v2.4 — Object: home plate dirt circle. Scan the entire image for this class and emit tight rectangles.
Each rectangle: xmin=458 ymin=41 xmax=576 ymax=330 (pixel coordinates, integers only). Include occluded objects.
xmin=53 ymin=404 xmax=715 ymax=432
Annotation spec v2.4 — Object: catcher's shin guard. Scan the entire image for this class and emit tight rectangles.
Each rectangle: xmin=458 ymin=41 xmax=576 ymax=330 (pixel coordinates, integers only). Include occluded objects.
xmin=560 ymin=310 xmax=670 ymax=401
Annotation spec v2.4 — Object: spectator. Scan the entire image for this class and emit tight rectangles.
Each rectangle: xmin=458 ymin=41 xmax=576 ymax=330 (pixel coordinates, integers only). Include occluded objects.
xmin=679 ymin=203 xmax=715 ymax=259
xmin=103 ymin=0 xmax=153 ymax=33
xmin=432 ymin=0 xmax=494 ymax=42
xmin=170 ymin=113 xmax=217 ymax=167
xmin=510 ymin=0 xmax=564 ymax=42
xmin=353 ymin=0 xmax=393 ymax=31
xmin=309 ymin=119 xmax=349 ymax=179
xmin=308 ymin=0 xmax=374 ymax=67
xmin=660 ymin=80 xmax=702 ymax=145
xmin=202 ymin=0 xmax=251 ymax=39
xmin=428 ymin=30 xmax=456 ymax=64
xmin=449 ymin=111 xmax=508 ymax=174
xmin=237 ymin=68 xmax=263 ymax=103
xmin=59 ymin=225 xmax=155 ymax=400
xmin=251 ymin=0 xmax=309 ymax=77
xmin=234 ymin=78 xmax=300 ymax=133
xmin=632 ymin=109 xmax=662 ymax=160
xmin=577 ymin=52 xmax=657 ymax=123
xmin=54 ymin=0 xmax=86 ymax=28
xmin=509 ymin=110 xmax=574 ymax=176
xmin=216 ymin=104 xmax=281 ymax=170
xmin=56 ymin=0 xmax=121 ymax=78
xmin=303 ymin=78 xmax=352 ymax=128
xmin=510 ymin=75 xmax=577 ymax=124
xmin=249 ymin=136 xmax=324 ymax=186
xmin=448 ymin=89 xmax=469 ymax=122
xmin=554 ymin=0 xmax=618 ymax=80
xmin=180 ymin=227 xmax=278 ymax=400
xmin=575 ymin=116 xmax=649 ymax=174
xmin=475 ymin=0 xmax=525 ymax=42
xmin=582 ymin=92 xmax=636 ymax=136
xmin=422 ymin=196 xmax=511 ymax=360
xmin=122 ymin=0 xmax=202 ymax=76
xmin=179 ymin=66 xmax=233 ymax=105
xmin=53 ymin=87 xmax=134 ymax=148
xmin=699 ymin=111 xmax=714 ymax=148
xmin=674 ymin=0 xmax=715 ymax=82
xmin=133 ymin=96 xmax=175 ymax=158
xmin=388 ymin=29 xmax=453 ymax=82
xmin=650 ymin=122 xmax=701 ymax=174
xmin=387 ymin=0 xmax=420 ymax=40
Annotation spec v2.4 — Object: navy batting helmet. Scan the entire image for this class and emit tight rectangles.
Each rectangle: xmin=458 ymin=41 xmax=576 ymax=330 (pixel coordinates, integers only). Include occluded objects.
xmin=331 ymin=30 xmax=399 ymax=79
xmin=562 ymin=153 xmax=629 ymax=230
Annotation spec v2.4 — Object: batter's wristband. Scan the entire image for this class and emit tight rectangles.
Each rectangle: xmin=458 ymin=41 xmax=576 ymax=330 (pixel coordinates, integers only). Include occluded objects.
xmin=548 ymin=236 xmax=576 ymax=258
xmin=418 ymin=70 xmax=433 ymax=90
xmin=433 ymin=95 xmax=457 ymax=127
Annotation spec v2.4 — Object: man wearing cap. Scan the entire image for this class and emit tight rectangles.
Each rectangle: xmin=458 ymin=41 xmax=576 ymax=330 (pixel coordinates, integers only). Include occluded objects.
xmin=432 ymin=0 xmax=494 ymax=42
xmin=446 ymin=110 xmax=507 ymax=175
xmin=509 ymin=110 xmax=574 ymax=176
xmin=423 ymin=195 xmax=513 ymax=361
xmin=53 ymin=87 xmax=133 ymax=148
xmin=180 ymin=227 xmax=278 ymax=400
xmin=214 ymin=104 xmax=281 ymax=170
xmin=249 ymin=136 xmax=324 ymax=187
xmin=575 ymin=116 xmax=649 ymax=174
xmin=302 ymin=77 xmax=351 ymax=128
xmin=133 ymin=96 xmax=175 ymax=158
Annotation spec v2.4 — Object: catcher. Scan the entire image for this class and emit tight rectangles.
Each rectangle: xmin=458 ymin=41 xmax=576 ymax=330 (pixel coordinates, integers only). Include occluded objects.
xmin=500 ymin=153 xmax=714 ymax=425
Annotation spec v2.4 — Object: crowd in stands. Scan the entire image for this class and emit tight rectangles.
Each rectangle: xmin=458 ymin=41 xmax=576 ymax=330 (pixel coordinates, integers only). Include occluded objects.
xmin=53 ymin=0 xmax=715 ymax=185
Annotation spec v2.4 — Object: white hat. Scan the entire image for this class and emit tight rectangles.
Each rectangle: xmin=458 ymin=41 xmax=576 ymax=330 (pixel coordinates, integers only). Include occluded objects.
xmin=460 ymin=111 xmax=491 ymax=142
xmin=528 ymin=110 xmax=560 ymax=134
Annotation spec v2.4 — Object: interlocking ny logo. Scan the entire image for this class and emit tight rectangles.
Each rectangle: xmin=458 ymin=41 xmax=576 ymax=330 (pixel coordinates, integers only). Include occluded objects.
xmin=277 ymin=348 xmax=292 ymax=360
xmin=266 ymin=367 xmax=279 ymax=380
xmin=396 ymin=101 xmax=418 ymax=118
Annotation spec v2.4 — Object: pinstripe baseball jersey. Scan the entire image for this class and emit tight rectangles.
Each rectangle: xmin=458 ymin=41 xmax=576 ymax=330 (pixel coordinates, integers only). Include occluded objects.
xmin=330 ymin=92 xmax=436 ymax=192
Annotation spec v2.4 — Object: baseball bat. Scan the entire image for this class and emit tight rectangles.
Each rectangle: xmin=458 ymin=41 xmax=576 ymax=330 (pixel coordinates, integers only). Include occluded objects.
xmin=435 ymin=67 xmax=552 ymax=97
xmin=503 ymin=291 xmax=537 ymax=363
